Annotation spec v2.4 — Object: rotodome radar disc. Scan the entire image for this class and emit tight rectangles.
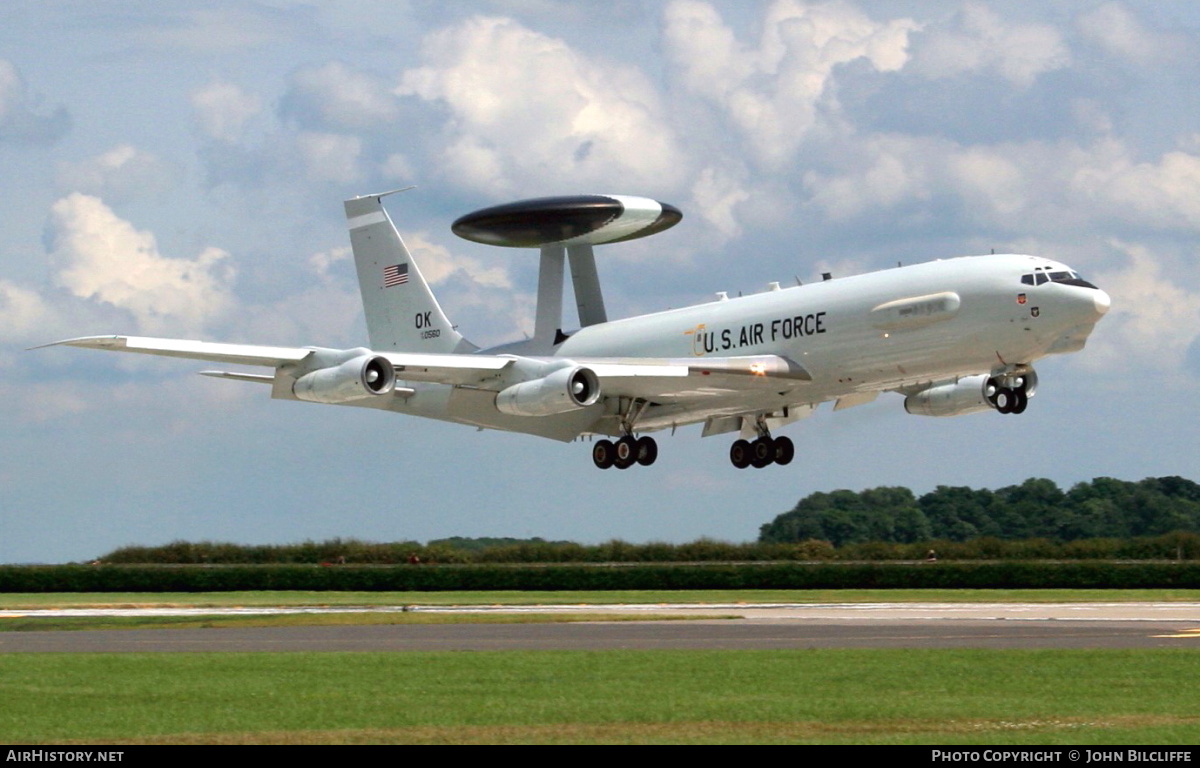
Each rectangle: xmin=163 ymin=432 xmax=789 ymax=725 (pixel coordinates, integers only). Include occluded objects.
xmin=451 ymin=195 xmax=682 ymax=248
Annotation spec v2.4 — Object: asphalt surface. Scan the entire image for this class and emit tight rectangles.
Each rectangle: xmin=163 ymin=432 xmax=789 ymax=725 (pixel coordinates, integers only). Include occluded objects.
xmin=2 ymin=602 xmax=1198 ymax=652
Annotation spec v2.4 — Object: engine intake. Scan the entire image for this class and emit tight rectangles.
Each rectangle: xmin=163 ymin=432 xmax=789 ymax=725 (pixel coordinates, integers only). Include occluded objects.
xmin=293 ymin=354 xmax=396 ymax=404
xmin=495 ymin=366 xmax=601 ymax=417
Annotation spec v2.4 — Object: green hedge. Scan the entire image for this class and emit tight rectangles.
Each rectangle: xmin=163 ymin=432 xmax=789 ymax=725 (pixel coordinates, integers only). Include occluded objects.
xmin=3 ymin=562 xmax=1199 ymax=592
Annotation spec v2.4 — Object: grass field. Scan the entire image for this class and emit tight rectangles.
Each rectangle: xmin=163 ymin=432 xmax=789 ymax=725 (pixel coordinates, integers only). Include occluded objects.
xmin=2 ymin=650 xmax=1198 ymax=744
xmin=4 ymin=590 xmax=1197 ymax=744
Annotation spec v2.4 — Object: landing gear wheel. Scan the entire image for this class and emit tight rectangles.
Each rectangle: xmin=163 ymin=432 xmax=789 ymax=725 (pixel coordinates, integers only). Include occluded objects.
xmin=635 ymin=436 xmax=658 ymax=466
xmin=751 ymin=437 xmax=774 ymax=468
xmin=1011 ymin=389 xmax=1028 ymax=414
xmin=730 ymin=439 xmax=752 ymax=469
xmin=592 ymin=439 xmax=615 ymax=469
xmin=994 ymin=387 xmax=1015 ymax=414
xmin=773 ymin=436 xmax=795 ymax=466
xmin=614 ymin=435 xmax=637 ymax=469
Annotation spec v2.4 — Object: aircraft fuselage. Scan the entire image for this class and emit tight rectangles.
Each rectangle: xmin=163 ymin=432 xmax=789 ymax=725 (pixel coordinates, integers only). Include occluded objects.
xmin=396 ymin=252 xmax=1108 ymax=439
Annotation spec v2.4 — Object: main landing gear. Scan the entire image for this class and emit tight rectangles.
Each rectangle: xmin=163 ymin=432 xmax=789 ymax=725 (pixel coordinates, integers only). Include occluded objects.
xmin=986 ymin=373 xmax=1033 ymax=415
xmin=592 ymin=435 xmax=658 ymax=469
xmin=729 ymin=435 xmax=794 ymax=469
xmin=729 ymin=416 xmax=794 ymax=469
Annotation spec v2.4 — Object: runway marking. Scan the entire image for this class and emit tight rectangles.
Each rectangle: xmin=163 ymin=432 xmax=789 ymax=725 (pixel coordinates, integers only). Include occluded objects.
xmin=1150 ymin=627 xmax=1200 ymax=639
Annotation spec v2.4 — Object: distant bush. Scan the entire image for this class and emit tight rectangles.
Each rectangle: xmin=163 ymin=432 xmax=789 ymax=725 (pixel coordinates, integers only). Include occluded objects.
xmin=5 ymin=561 xmax=1199 ymax=593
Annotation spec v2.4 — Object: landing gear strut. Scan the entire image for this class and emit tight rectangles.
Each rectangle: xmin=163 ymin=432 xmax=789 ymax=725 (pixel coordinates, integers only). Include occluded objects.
xmin=730 ymin=418 xmax=794 ymax=469
xmin=591 ymin=398 xmax=658 ymax=469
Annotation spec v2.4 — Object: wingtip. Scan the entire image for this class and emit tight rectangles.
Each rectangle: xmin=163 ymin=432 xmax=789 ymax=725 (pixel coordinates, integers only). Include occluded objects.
xmin=27 ymin=335 xmax=127 ymax=352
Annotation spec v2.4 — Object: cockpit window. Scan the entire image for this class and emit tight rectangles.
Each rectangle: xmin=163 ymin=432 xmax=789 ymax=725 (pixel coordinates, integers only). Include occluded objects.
xmin=1021 ymin=268 xmax=1091 ymax=287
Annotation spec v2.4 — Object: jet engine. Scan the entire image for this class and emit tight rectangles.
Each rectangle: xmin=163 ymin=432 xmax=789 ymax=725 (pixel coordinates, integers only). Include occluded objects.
xmin=904 ymin=375 xmax=993 ymax=417
xmin=495 ymin=365 xmax=601 ymax=417
xmin=292 ymin=354 xmax=396 ymax=404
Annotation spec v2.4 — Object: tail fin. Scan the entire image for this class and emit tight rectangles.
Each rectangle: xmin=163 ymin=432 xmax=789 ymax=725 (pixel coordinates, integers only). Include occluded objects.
xmin=344 ymin=191 xmax=474 ymax=353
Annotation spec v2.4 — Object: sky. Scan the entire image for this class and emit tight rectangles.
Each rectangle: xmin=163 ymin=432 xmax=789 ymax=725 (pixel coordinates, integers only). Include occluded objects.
xmin=3 ymin=1 xmax=1200 ymax=563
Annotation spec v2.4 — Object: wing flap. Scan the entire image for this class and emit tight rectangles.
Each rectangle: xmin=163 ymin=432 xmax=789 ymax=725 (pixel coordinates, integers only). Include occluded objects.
xmin=580 ymin=354 xmax=811 ymax=403
xmin=380 ymin=351 xmax=512 ymax=384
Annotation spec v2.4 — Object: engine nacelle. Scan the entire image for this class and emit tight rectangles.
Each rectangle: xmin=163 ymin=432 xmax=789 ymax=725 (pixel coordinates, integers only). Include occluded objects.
xmin=904 ymin=375 xmax=993 ymax=417
xmin=495 ymin=366 xmax=601 ymax=417
xmin=292 ymin=354 xmax=395 ymax=404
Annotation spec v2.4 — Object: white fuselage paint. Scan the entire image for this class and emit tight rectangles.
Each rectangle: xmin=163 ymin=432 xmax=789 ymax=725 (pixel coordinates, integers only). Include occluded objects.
xmin=378 ymin=254 xmax=1108 ymax=440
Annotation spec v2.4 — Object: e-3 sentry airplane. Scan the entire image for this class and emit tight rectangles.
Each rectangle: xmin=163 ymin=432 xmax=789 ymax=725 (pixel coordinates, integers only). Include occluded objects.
xmin=43 ymin=189 xmax=1110 ymax=470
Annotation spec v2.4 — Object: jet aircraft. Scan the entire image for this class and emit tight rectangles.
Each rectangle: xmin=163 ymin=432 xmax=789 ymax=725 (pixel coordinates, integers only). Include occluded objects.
xmin=43 ymin=190 xmax=1110 ymax=469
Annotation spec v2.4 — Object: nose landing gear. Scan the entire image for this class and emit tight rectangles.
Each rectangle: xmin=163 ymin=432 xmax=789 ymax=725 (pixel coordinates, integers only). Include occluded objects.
xmin=986 ymin=372 xmax=1033 ymax=414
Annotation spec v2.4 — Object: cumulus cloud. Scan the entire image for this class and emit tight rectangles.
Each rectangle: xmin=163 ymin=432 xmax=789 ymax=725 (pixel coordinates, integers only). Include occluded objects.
xmin=1085 ymin=241 xmax=1200 ymax=376
xmin=1073 ymin=146 xmax=1200 ymax=231
xmin=294 ymin=131 xmax=364 ymax=184
xmin=662 ymin=0 xmax=918 ymax=164
xmin=946 ymin=147 xmax=1027 ymax=218
xmin=911 ymin=3 xmax=1069 ymax=87
xmin=191 ymin=81 xmax=261 ymax=143
xmin=0 ymin=59 xmax=70 ymax=144
xmin=46 ymin=194 xmax=236 ymax=335
xmin=802 ymin=135 xmax=934 ymax=221
xmin=281 ymin=61 xmax=400 ymax=131
xmin=0 ymin=280 xmax=54 ymax=343
xmin=56 ymin=144 xmax=176 ymax=202
xmin=396 ymin=15 xmax=686 ymax=195
xmin=690 ymin=165 xmax=751 ymax=239
xmin=1076 ymin=3 xmax=1183 ymax=65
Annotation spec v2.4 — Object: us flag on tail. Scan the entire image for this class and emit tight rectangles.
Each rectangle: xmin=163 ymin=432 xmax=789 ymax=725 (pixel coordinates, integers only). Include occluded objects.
xmin=383 ymin=263 xmax=408 ymax=287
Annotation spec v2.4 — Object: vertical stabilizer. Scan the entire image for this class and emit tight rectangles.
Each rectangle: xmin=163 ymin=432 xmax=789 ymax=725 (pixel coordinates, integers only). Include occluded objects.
xmin=344 ymin=192 xmax=472 ymax=353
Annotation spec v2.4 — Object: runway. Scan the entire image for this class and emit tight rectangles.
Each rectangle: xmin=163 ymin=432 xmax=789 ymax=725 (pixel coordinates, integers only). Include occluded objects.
xmin=2 ymin=602 xmax=1198 ymax=652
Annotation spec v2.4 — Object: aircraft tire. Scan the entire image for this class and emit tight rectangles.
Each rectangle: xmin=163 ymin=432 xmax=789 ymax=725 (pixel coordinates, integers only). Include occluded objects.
xmin=635 ymin=436 xmax=658 ymax=466
xmin=751 ymin=438 xmax=774 ymax=468
xmin=774 ymin=436 xmax=795 ymax=465
xmin=592 ymin=439 xmax=616 ymax=469
xmin=1012 ymin=390 xmax=1028 ymax=414
xmin=730 ymin=439 xmax=752 ymax=469
xmin=614 ymin=435 xmax=637 ymax=469
xmin=994 ymin=387 xmax=1014 ymax=414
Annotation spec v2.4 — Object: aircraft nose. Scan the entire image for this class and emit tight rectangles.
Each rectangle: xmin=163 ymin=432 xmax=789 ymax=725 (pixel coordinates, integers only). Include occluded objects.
xmin=1093 ymin=288 xmax=1111 ymax=317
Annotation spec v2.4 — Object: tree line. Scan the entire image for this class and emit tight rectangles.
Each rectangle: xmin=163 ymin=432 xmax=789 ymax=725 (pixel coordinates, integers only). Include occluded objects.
xmin=90 ymin=476 xmax=1200 ymax=564
xmin=759 ymin=476 xmax=1200 ymax=546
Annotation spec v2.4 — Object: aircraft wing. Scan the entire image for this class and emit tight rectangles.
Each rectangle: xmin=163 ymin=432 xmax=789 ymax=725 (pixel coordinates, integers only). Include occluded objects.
xmin=39 ymin=335 xmax=810 ymax=401
xmin=36 ymin=335 xmax=314 ymax=367
xmin=37 ymin=336 xmax=510 ymax=382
